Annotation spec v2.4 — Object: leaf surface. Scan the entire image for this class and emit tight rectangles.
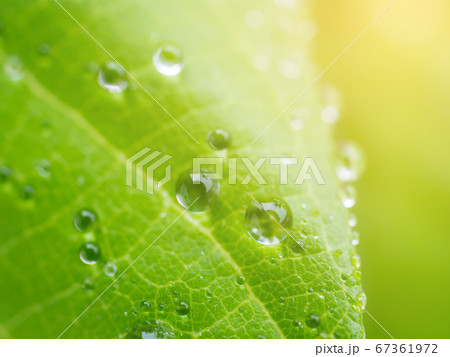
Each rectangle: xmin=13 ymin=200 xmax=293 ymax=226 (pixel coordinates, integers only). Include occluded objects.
xmin=0 ymin=0 xmax=364 ymax=338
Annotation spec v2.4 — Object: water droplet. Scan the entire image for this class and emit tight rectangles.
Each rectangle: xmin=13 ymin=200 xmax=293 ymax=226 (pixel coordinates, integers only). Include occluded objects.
xmin=348 ymin=213 xmax=357 ymax=227
xmin=97 ymin=62 xmax=128 ymax=93
xmin=339 ymin=185 xmax=356 ymax=208
xmin=207 ymin=128 xmax=231 ymax=150
xmin=4 ymin=55 xmax=25 ymax=81
xmin=126 ymin=320 xmax=175 ymax=339
xmin=153 ymin=44 xmax=184 ymax=76
xmin=293 ymin=320 xmax=302 ymax=327
xmin=279 ymin=58 xmax=301 ymax=79
xmin=321 ymin=105 xmax=339 ymax=124
xmin=350 ymin=254 xmax=361 ymax=269
xmin=176 ymin=301 xmax=190 ymax=315
xmin=334 ymin=249 xmax=343 ymax=258
xmin=33 ymin=159 xmax=51 ymax=178
xmin=79 ymin=242 xmax=101 ymax=265
xmin=305 ymin=314 xmax=320 ymax=328
xmin=336 ymin=141 xmax=365 ymax=183
xmin=245 ymin=9 xmax=264 ymax=29
xmin=38 ymin=43 xmax=51 ymax=56
xmin=158 ymin=304 xmax=166 ymax=311
xmin=351 ymin=237 xmax=360 ymax=246
xmin=236 ymin=275 xmax=245 ymax=285
xmin=245 ymin=197 xmax=293 ymax=245
xmin=0 ymin=165 xmax=13 ymax=182
xmin=22 ymin=185 xmax=35 ymax=200
xmin=353 ymin=270 xmax=362 ymax=281
xmin=103 ymin=262 xmax=117 ymax=276
xmin=357 ymin=293 xmax=367 ymax=310
xmin=205 ymin=290 xmax=212 ymax=298
xmin=81 ymin=278 xmax=94 ymax=292
xmin=175 ymin=170 xmax=219 ymax=212
xmin=73 ymin=209 xmax=98 ymax=232
xmin=140 ymin=300 xmax=151 ymax=311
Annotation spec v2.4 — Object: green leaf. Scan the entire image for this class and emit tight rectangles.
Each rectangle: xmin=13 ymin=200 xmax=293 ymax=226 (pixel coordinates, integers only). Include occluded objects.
xmin=0 ymin=0 xmax=364 ymax=338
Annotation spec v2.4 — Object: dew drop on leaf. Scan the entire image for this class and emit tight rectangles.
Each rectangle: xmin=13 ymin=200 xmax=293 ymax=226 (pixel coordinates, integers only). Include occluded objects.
xmin=336 ymin=141 xmax=365 ymax=183
xmin=153 ymin=44 xmax=184 ymax=76
xmin=4 ymin=55 xmax=25 ymax=81
xmin=305 ymin=314 xmax=321 ymax=328
xmin=97 ymin=62 xmax=128 ymax=93
xmin=176 ymin=301 xmax=190 ymax=315
xmin=126 ymin=320 xmax=175 ymax=339
xmin=81 ymin=278 xmax=94 ymax=292
xmin=0 ymin=165 xmax=13 ymax=182
xmin=235 ymin=275 xmax=245 ymax=285
xmin=79 ymin=242 xmax=101 ymax=265
xmin=22 ymin=185 xmax=35 ymax=200
xmin=73 ymin=209 xmax=98 ymax=232
xmin=339 ymin=184 xmax=356 ymax=208
xmin=33 ymin=158 xmax=51 ymax=178
xmin=175 ymin=170 xmax=219 ymax=212
xmin=207 ymin=128 xmax=231 ymax=150
xmin=103 ymin=262 xmax=117 ymax=276
xmin=245 ymin=197 xmax=293 ymax=245
xmin=140 ymin=300 xmax=151 ymax=311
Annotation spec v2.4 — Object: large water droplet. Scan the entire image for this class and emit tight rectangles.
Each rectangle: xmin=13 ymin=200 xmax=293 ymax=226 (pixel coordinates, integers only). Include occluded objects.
xmin=97 ymin=62 xmax=128 ymax=93
xmin=176 ymin=301 xmax=190 ymax=315
xmin=305 ymin=314 xmax=321 ymax=328
xmin=207 ymin=129 xmax=231 ymax=150
xmin=175 ymin=170 xmax=219 ymax=212
xmin=79 ymin=242 xmax=101 ymax=265
xmin=73 ymin=209 xmax=98 ymax=232
xmin=245 ymin=197 xmax=293 ymax=245
xmin=126 ymin=320 xmax=175 ymax=339
xmin=153 ymin=44 xmax=184 ymax=76
xmin=4 ymin=55 xmax=25 ymax=81
xmin=235 ymin=275 xmax=245 ymax=285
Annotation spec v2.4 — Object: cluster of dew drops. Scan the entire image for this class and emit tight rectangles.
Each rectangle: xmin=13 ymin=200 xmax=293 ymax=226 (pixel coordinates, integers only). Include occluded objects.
xmin=0 ymin=12 xmax=366 ymax=337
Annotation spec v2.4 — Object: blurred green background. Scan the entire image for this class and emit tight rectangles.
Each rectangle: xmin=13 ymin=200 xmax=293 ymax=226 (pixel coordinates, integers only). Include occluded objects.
xmin=315 ymin=0 xmax=450 ymax=338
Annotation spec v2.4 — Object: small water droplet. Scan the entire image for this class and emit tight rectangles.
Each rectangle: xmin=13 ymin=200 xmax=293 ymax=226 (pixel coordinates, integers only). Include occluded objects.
xmin=321 ymin=105 xmax=339 ymax=124
xmin=336 ymin=141 xmax=365 ymax=183
xmin=172 ymin=289 xmax=180 ymax=296
xmin=4 ymin=55 xmax=25 ymax=81
xmin=97 ymin=62 xmax=128 ymax=93
xmin=140 ymin=300 xmax=151 ymax=311
xmin=33 ymin=159 xmax=51 ymax=178
xmin=158 ymin=304 xmax=166 ymax=311
xmin=176 ymin=301 xmax=190 ymax=315
xmin=0 ymin=165 xmax=13 ymax=182
xmin=175 ymin=170 xmax=219 ymax=212
xmin=353 ymin=270 xmax=362 ymax=281
xmin=205 ymin=290 xmax=212 ymax=298
xmin=357 ymin=293 xmax=367 ymax=310
xmin=348 ymin=213 xmax=357 ymax=227
xmin=153 ymin=44 xmax=184 ymax=76
xmin=279 ymin=58 xmax=301 ymax=79
xmin=305 ymin=314 xmax=320 ymax=328
xmin=81 ymin=278 xmax=94 ymax=292
xmin=245 ymin=197 xmax=293 ymax=245
xmin=38 ymin=43 xmax=51 ymax=56
xmin=103 ymin=262 xmax=117 ymax=276
xmin=279 ymin=296 xmax=285 ymax=304
xmin=126 ymin=320 xmax=175 ymax=339
xmin=245 ymin=9 xmax=264 ymax=29
xmin=207 ymin=128 xmax=231 ymax=150
xmin=339 ymin=185 xmax=356 ymax=208
xmin=350 ymin=254 xmax=361 ymax=269
xmin=236 ymin=275 xmax=245 ymax=285
xmin=79 ymin=242 xmax=101 ymax=265
xmin=73 ymin=209 xmax=98 ymax=232
xmin=22 ymin=185 xmax=35 ymax=200
xmin=334 ymin=249 xmax=343 ymax=258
